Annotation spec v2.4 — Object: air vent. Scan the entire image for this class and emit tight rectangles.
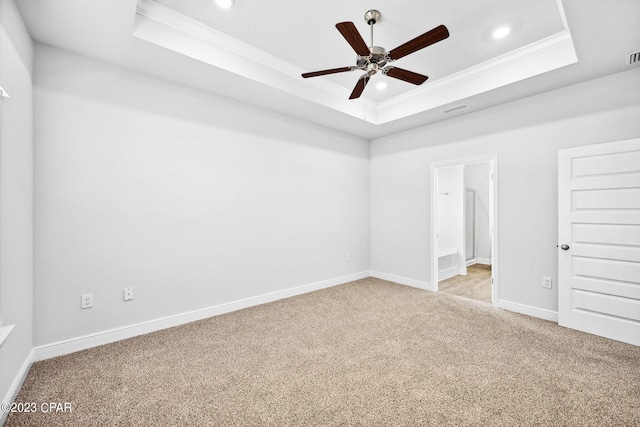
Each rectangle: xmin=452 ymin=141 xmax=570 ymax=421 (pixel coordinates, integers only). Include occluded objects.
xmin=441 ymin=103 xmax=470 ymax=114
xmin=626 ymin=51 xmax=640 ymax=66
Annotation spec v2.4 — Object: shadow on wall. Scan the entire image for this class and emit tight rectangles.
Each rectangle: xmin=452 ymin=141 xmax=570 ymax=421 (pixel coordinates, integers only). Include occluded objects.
xmin=371 ymin=68 xmax=640 ymax=155
xmin=35 ymin=44 xmax=368 ymax=157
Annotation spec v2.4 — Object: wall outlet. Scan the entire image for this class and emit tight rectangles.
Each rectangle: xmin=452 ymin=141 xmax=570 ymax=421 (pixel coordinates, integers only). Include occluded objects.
xmin=542 ymin=277 xmax=553 ymax=289
xmin=347 ymin=253 xmax=351 ymax=262
xmin=123 ymin=287 xmax=134 ymax=301
xmin=81 ymin=293 xmax=93 ymax=309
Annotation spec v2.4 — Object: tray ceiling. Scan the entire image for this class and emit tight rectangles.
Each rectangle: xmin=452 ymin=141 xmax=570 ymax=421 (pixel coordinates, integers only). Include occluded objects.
xmin=135 ymin=0 xmax=575 ymax=124
xmin=13 ymin=0 xmax=640 ymax=138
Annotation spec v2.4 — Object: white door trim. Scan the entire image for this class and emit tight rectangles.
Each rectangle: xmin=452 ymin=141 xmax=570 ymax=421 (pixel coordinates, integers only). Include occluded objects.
xmin=430 ymin=155 xmax=499 ymax=305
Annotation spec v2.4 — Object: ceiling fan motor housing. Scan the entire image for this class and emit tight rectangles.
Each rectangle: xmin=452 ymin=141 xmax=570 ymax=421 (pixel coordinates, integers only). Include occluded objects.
xmin=357 ymin=46 xmax=388 ymax=72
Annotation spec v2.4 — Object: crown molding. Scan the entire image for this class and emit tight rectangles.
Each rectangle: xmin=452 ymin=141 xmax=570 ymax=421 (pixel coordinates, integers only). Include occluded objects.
xmin=134 ymin=0 xmax=576 ymax=126
xmin=377 ymin=31 xmax=577 ymax=123
xmin=134 ymin=0 xmax=376 ymax=122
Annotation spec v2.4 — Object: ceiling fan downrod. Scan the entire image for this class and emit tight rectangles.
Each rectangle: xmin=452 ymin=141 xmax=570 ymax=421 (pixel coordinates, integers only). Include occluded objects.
xmin=359 ymin=10 xmax=387 ymax=76
xmin=364 ymin=9 xmax=380 ymax=48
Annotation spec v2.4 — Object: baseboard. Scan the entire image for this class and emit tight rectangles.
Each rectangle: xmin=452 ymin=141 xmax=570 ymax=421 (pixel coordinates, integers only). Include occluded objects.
xmin=457 ymin=267 xmax=467 ymax=276
xmin=497 ymin=299 xmax=558 ymax=322
xmin=438 ymin=267 xmax=457 ymax=281
xmin=370 ymin=271 xmax=433 ymax=291
xmin=33 ymin=271 xmax=369 ymax=362
xmin=1 ymin=349 xmax=34 ymax=425
xmin=476 ymin=258 xmax=492 ymax=265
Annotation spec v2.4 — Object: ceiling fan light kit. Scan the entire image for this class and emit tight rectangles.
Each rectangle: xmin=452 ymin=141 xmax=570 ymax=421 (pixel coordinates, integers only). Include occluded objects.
xmin=214 ymin=0 xmax=235 ymax=9
xmin=492 ymin=25 xmax=511 ymax=39
xmin=302 ymin=10 xmax=449 ymax=99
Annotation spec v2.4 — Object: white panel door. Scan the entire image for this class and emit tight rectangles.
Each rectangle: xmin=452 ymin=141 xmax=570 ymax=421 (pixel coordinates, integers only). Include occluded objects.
xmin=558 ymin=138 xmax=640 ymax=346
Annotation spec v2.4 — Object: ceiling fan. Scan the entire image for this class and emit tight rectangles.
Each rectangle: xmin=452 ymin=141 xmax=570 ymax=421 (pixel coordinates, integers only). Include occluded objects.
xmin=301 ymin=10 xmax=449 ymax=99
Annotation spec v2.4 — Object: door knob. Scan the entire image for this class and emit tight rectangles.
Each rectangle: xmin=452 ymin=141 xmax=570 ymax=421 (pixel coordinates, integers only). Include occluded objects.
xmin=560 ymin=244 xmax=570 ymax=250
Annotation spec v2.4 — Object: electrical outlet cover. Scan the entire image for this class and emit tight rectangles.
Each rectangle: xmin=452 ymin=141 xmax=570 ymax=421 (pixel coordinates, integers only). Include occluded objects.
xmin=81 ymin=293 xmax=93 ymax=309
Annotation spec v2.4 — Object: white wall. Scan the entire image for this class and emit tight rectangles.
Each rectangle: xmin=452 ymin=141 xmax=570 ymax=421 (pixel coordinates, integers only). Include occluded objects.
xmin=0 ymin=0 xmax=33 ymax=410
xmin=464 ymin=162 xmax=491 ymax=263
xmin=371 ymin=67 xmax=640 ymax=314
xmin=33 ymin=45 xmax=370 ymax=346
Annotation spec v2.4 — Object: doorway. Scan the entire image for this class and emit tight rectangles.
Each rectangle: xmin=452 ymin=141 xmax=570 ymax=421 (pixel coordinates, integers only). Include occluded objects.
xmin=430 ymin=156 xmax=498 ymax=305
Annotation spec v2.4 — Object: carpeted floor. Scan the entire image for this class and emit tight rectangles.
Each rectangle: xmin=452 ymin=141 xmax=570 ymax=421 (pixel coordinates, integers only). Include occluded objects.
xmin=439 ymin=264 xmax=492 ymax=303
xmin=6 ymin=277 xmax=640 ymax=426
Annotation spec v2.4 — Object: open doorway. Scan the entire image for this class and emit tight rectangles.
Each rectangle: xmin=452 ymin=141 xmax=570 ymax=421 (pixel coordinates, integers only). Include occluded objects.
xmin=430 ymin=156 xmax=498 ymax=305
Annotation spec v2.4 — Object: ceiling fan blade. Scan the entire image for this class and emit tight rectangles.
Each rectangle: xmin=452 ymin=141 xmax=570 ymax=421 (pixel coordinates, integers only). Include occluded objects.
xmin=336 ymin=22 xmax=371 ymax=57
xmin=388 ymin=25 xmax=449 ymax=61
xmin=349 ymin=75 xmax=370 ymax=99
xmin=302 ymin=67 xmax=355 ymax=78
xmin=384 ymin=67 xmax=429 ymax=85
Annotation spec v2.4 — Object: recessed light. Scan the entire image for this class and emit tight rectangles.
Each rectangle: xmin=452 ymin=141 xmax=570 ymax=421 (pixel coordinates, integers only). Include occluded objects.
xmin=492 ymin=26 xmax=511 ymax=39
xmin=375 ymin=81 xmax=387 ymax=90
xmin=214 ymin=0 xmax=235 ymax=9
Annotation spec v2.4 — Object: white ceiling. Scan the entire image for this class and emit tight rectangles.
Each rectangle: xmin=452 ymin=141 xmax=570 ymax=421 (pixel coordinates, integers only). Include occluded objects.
xmin=152 ymin=0 xmax=565 ymax=102
xmin=14 ymin=0 xmax=640 ymax=139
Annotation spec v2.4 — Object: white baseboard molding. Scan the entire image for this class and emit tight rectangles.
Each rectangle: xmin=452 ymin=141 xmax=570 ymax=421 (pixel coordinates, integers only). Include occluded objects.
xmin=1 ymin=349 xmax=34 ymax=424
xmin=33 ymin=271 xmax=369 ymax=362
xmin=370 ymin=271 xmax=433 ymax=292
xmin=438 ymin=267 xmax=457 ymax=281
xmin=497 ymin=299 xmax=558 ymax=322
xmin=466 ymin=259 xmax=492 ymax=267
xmin=457 ymin=267 xmax=467 ymax=276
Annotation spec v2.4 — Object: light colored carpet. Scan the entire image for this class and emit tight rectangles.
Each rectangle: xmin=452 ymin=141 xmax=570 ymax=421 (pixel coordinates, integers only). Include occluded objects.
xmin=439 ymin=264 xmax=492 ymax=303
xmin=6 ymin=278 xmax=640 ymax=426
